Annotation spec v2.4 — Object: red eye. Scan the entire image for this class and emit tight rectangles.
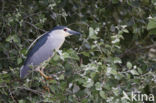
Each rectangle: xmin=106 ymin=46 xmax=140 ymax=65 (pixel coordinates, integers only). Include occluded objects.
xmin=64 ymin=28 xmax=67 ymax=31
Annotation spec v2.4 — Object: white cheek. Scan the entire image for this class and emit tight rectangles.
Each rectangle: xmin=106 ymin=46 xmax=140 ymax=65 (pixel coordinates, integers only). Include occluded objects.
xmin=64 ymin=32 xmax=71 ymax=37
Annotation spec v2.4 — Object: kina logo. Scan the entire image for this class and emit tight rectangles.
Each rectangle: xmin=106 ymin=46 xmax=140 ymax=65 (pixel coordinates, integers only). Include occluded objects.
xmin=122 ymin=91 xmax=155 ymax=102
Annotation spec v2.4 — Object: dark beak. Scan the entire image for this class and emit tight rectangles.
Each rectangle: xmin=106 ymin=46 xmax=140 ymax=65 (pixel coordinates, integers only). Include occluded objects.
xmin=68 ymin=30 xmax=81 ymax=35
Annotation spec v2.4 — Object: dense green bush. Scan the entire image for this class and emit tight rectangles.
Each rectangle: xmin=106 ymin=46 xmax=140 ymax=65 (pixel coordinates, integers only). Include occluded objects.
xmin=0 ymin=0 xmax=156 ymax=103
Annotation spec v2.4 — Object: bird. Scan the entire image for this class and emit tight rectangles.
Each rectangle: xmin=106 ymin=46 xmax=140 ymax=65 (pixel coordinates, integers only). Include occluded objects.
xmin=20 ymin=26 xmax=81 ymax=79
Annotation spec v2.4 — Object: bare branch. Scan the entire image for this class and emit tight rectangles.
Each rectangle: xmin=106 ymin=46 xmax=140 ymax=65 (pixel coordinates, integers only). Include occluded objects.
xmin=24 ymin=21 xmax=47 ymax=32
xmin=9 ymin=88 xmax=18 ymax=103
xmin=120 ymin=43 xmax=156 ymax=58
xmin=16 ymin=86 xmax=43 ymax=96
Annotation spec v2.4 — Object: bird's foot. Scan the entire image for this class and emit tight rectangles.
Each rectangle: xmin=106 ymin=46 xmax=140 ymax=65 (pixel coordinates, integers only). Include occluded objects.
xmin=44 ymin=76 xmax=53 ymax=80
xmin=37 ymin=69 xmax=52 ymax=80
xmin=43 ymin=86 xmax=50 ymax=93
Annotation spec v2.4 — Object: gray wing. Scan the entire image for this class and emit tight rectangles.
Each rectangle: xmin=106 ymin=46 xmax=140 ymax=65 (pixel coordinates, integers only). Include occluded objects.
xmin=20 ymin=33 xmax=65 ymax=78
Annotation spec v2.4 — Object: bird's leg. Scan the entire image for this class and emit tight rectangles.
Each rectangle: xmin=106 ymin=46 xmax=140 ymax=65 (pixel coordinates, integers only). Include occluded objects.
xmin=39 ymin=67 xmax=52 ymax=80
xmin=36 ymin=67 xmax=52 ymax=80
xmin=36 ymin=67 xmax=51 ymax=93
xmin=43 ymin=86 xmax=50 ymax=93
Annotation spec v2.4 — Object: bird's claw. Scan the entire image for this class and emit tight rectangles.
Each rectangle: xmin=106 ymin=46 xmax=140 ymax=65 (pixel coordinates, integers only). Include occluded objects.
xmin=45 ymin=76 xmax=52 ymax=80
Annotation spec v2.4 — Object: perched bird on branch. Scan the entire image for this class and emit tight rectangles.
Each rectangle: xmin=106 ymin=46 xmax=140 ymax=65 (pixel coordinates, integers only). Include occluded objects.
xmin=20 ymin=26 xmax=81 ymax=79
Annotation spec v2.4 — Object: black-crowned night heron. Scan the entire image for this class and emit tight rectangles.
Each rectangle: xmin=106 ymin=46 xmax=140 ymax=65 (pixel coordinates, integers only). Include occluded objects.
xmin=20 ymin=26 xmax=81 ymax=79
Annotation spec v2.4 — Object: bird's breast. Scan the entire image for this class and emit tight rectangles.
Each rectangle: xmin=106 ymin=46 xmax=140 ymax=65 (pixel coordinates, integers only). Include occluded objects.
xmin=48 ymin=34 xmax=65 ymax=50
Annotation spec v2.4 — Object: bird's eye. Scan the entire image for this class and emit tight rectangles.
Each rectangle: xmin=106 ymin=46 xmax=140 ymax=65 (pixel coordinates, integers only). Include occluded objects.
xmin=64 ymin=28 xmax=67 ymax=31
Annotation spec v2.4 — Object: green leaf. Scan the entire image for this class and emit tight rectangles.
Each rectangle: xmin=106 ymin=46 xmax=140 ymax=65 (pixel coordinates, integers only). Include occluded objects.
xmin=112 ymin=0 xmax=119 ymax=4
xmin=90 ymin=72 xmax=96 ymax=79
xmin=89 ymin=27 xmax=98 ymax=39
xmin=126 ymin=62 xmax=132 ymax=69
xmin=83 ymin=78 xmax=94 ymax=88
xmin=123 ymin=29 xmax=129 ymax=33
xmin=99 ymin=91 xmax=106 ymax=99
xmin=130 ymin=69 xmax=139 ymax=75
xmin=6 ymin=35 xmax=20 ymax=43
xmin=147 ymin=17 xmax=156 ymax=30
xmin=137 ymin=67 xmax=143 ymax=74
xmin=72 ymin=84 xmax=80 ymax=93
xmin=61 ymin=49 xmax=79 ymax=60
xmin=62 ymin=52 xmax=70 ymax=59
xmin=106 ymin=67 xmax=117 ymax=76
xmin=112 ymin=87 xmax=119 ymax=96
xmin=95 ymin=82 xmax=102 ymax=91
xmin=53 ymin=54 xmax=60 ymax=61
xmin=81 ymin=51 xmax=90 ymax=57
xmin=148 ymin=29 xmax=156 ymax=35
xmin=18 ymin=100 xmax=25 ymax=103
xmin=59 ymin=74 xmax=64 ymax=80
xmin=111 ymin=35 xmax=122 ymax=44
xmin=17 ymin=58 xmax=22 ymax=64
xmin=89 ymin=27 xmax=94 ymax=37
xmin=113 ymin=57 xmax=122 ymax=64
xmin=111 ymin=38 xmax=120 ymax=44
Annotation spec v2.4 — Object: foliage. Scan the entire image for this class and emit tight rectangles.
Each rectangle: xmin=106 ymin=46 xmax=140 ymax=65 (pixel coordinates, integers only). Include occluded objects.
xmin=0 ymin=0 xmax=156 ymax=103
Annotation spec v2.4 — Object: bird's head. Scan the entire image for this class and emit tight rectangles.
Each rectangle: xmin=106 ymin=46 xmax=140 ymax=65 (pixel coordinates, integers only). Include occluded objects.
xmin=52 ymin=26 xmax=81 ymax=37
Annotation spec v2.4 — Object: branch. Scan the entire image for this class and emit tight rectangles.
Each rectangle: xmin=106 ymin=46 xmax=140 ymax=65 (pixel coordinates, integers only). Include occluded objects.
xmin=140 ymin=43 xmax=156 ymax=50
xmin=9 ymin=88 xmax=18 ymax=103
xmin=24 ymin=21 xmax=47 ymax=32
xmin=119 ymin=43 xmax=156 ymax=58
xmin=16 ymin=86 xmax=43 ymax=96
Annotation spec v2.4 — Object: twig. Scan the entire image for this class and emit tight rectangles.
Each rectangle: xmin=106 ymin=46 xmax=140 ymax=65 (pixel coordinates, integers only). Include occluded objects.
xmin=24 ymin=21 xmax=47 ymax=32
xmin=67 ymin=22 xmax=89 ymax=28
xmin=16 ymin=86 xmax=43 ymax=96
xmin=0 ymin=0 xmax=5 ymax=35
xmin=0 ymin=57 xmax=16 ymax=60
xmin=140 ymin=43 xmax=156 ymax=50
xmin=23 ymin=13 xmax=39 ymax=20
xmin=77 ymin=37 xmax=89 ymax=53
xmin=119 ymin=43 xmax=156 ymax=58
xmin=9 ymin=88 xmax=17 ymax=103
xmin=0 ymin=85 xmax=7 ymax=88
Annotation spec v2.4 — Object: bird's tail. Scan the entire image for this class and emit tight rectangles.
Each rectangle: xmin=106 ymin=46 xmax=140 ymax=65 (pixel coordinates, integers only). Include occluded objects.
xmin=20 ymin=65 xmax=31 ymax=79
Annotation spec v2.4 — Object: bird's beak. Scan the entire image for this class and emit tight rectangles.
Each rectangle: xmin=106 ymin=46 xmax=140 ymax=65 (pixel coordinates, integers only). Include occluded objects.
xmin=68 ymin=30 xmax=81 ymax=35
